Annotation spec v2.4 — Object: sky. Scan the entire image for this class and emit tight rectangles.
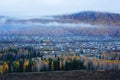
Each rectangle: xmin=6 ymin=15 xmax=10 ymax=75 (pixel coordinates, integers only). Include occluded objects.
xmin=0 ymin=0 xmax=120 ymax=18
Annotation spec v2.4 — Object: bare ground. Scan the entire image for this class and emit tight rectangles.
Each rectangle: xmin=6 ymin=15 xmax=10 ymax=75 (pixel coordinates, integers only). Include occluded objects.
xmin=0 ymin=70 xmax=120 ymax=80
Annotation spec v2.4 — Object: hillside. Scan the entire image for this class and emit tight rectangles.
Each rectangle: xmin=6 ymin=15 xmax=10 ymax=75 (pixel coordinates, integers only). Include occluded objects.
xmin=57 ymin=11 xmax=120 ymax=26
xmin=0 ymin=11 xmax=120 ymax=36
xmin=0 ymin=71 xmax=120 ymax=80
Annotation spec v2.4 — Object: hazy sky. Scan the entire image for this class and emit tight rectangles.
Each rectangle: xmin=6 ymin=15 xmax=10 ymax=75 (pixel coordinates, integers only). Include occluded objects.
xmin=0 ymin=0 xmax=120 ymax=18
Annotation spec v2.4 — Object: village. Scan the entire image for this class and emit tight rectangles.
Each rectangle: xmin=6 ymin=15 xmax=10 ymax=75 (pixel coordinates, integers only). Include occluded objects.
xmin=0 ymin=36 xmax=120 ymax=73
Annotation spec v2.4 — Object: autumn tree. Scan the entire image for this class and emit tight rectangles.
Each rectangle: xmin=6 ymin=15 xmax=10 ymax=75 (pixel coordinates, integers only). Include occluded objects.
xmin=23 ymin=59 xmax=29 ymax=72
xmin=3 ymin=61 xmax=9 ymax=74
xmin=13 ymin=61 xmax=19 ymax=72
xmin=0 ymin=65 xmax=3 ymax=74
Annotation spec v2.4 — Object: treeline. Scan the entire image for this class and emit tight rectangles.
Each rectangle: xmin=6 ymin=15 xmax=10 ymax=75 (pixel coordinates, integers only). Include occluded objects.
xmin=0 ymin=56 xmax=120 ymax=74
xmin=0 ymin=46 xmax=43 ymax=61
xmin=0 ymin=46 xmax=120 ymax=74
xmin=0 ymin=56 xmax=85 ymax=74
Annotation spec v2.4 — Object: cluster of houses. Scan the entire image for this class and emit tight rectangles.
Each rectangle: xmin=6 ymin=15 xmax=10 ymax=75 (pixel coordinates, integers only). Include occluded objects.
xmin=0 ymin=36 xmax=119 ymax=73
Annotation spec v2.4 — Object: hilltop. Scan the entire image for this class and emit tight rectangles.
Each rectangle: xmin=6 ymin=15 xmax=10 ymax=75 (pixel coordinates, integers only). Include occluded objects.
xmin=57 ymin=11 xmax=120 ymax=26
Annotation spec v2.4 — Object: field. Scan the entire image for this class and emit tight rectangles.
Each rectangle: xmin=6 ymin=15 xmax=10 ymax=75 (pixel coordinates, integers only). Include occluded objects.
xmin=0 ymin=70 xmax=120 ymax=80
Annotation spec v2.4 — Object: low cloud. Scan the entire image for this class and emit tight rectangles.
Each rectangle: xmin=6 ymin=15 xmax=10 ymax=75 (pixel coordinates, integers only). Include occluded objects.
xmin=27 ymin=22 xmax=96 ymax=28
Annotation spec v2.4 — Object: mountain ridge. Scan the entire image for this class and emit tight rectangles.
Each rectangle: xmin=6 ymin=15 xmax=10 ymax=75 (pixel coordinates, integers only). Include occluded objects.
xmin=56 ymin=11 xmax=120 ymax=26
xmin=0 ymin=11 xmax=120 ymax=37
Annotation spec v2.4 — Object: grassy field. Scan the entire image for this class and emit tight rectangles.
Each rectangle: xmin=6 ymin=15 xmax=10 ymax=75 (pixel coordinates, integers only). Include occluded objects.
xmin=0 ymin=70 xmax=120 ymax=80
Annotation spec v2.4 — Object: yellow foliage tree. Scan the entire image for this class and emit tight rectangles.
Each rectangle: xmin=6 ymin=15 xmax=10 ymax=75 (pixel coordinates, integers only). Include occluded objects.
xmin=42 ymin=60 xmax=49 ymax=70
xmin=13 ymin=61 xmax=19 ymax=71
xmin=3 ymin=61 xmax=9 ymax=73
xmin=59 ymin=60 xmax=63 ymax=70
xmin=51 ymin=61 xmax=54 ymax=71
xmin=23 ymin=60 xmax=29 ymax=72
xmin=0 ymin=65 xmax=3 ymax=74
